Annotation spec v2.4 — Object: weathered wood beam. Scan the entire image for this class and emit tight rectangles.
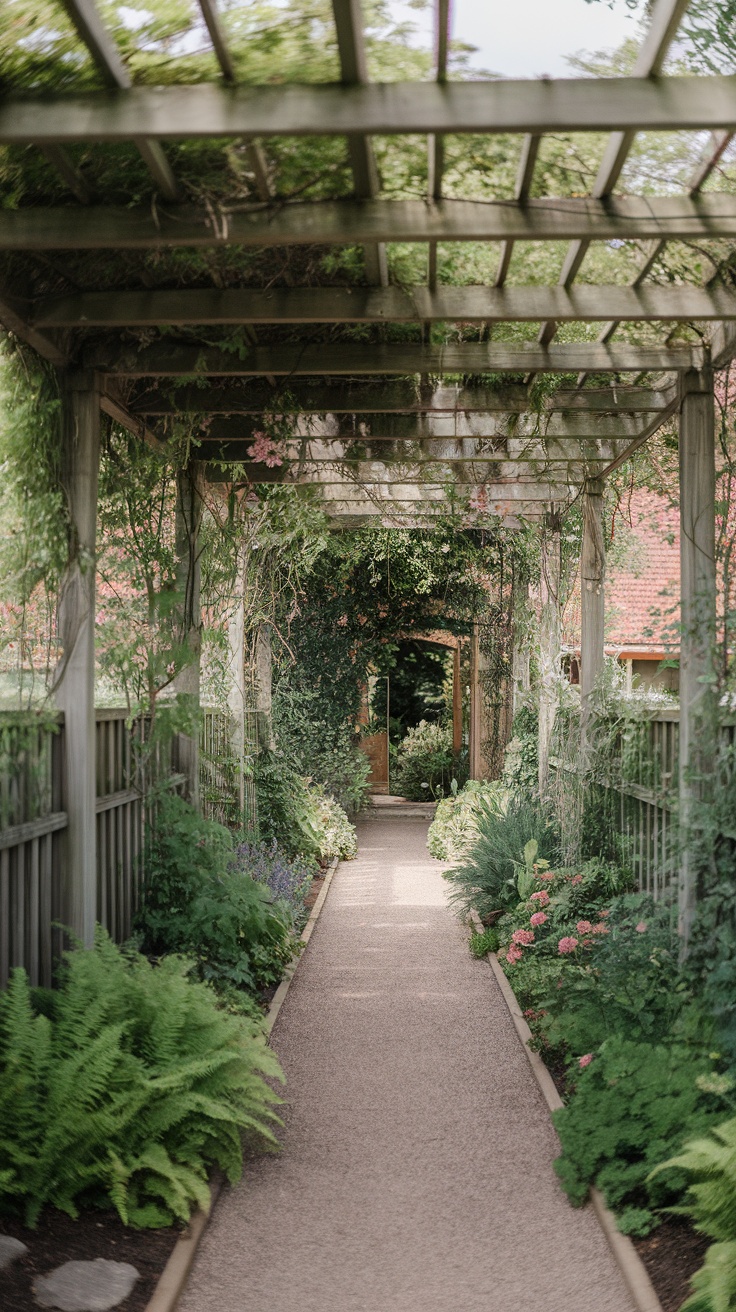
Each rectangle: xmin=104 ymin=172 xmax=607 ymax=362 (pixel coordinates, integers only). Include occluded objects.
xmin=4 ymin=74 xmax=736 ymax=143
xmin=0 ymin=290 xmax=68 ymax=365
xmin=678 ymin=368 xmax=717 ymax=951
xmin=129 ymin=381 xmax=676 ymax=415
xmin=332 ymin=0 xmax=387 ymax=286
xmin=7 ymin=194 xmax=736 ymax=251
xmin=538 ymin=0 xmax=690 ymax=347
xmin=32 ymin=282 xmax=736 ymax=328
xmin=58 ymin=0 xmax=179 ymax=200
xmin=87 ymin=339 xmax=704 ymax=376
xmin=189 ymin=409 xmax=644 ymax=440
xmin=580 ymin=477 xmax=605 ymax=756
xmin=496 ymin=134 xmax=541 ymax=288
xmin=53 ymin=370 xmax=100 ymax=946
xmin=427 ymin=0 xmax=451 ymax=289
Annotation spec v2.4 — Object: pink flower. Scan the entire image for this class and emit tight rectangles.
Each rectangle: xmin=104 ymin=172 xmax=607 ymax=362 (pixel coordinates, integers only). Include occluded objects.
xmin=579 ymin=1053 xmax=594 ymax=1069
xmin=635 ymin=921 xmax=648 ymax=933
xmin=592 ymin=923 xmax=609 ymax=935
xmin=571 ymin=874 xmax=583 ymax=886
xmin=558 ymin=936 xmax=579 ymax=954
xmin=512 ymin=928 xmax=535 ymax=946
xmin=539 ymin=871 xmax=556 ymax=881
xmin=530 ymin=890 xmax=550 ymax=906
xmin=576 ymin=920 xmax=593 ymax=934
xmin=247 ymin=432 xmax=286 ymax=467
xmin=530 ymin=912 xmax=548 ymax=927
xmin=505 ymin=945 xmax=523 ymax=964
xmin=599 ymin=909 xmax=611 ymax=918
xmin=336 ymin=615 xmax=348 ymax=627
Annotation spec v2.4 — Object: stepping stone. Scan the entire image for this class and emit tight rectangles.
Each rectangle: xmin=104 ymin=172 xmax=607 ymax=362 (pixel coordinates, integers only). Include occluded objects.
xmin=0 ymin=1235 xmax=28 ymax=1270
xmin=34 ymin=1258 xmax=139 ymax=1311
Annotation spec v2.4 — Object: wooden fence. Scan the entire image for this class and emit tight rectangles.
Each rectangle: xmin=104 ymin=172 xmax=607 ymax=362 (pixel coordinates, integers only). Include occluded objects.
xmin=596 ymin=707 xmax=736 ymax=900
xmin=0 ymin=709 xmax=150 ymax=988
xmin=0 ymin=705 xmax=245 ymax=989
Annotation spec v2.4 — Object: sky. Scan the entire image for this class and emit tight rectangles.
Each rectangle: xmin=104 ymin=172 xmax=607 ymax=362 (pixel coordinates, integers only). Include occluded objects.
xmin=395 ymin=0 xmax=641 ymax=78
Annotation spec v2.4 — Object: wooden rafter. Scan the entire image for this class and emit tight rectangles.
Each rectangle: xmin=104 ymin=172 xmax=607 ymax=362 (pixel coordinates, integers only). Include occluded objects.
xmin=128 ymin=382 xmax=676 ymax=415
xmin=86 ymin=339 xmax=704 ymax=376
xmin=30 ymin=283 xmax=736 ymax=328
xmin=332 ymin=0 xmax=387 ymax=286
xmin=3 ymin=75 xmax=736 ymax=144
xmin=58 ymin=0 xmax=179 ymax=201
xmin=6 ymin=194 xmax=736 ymax=250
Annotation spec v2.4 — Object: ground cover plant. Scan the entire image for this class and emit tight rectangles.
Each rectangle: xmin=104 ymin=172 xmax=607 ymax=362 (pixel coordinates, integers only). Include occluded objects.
xmin=0 ymin=932 xmax=282 ymax=1229
xmin=138 ymin=793 xmax=300 ymax=998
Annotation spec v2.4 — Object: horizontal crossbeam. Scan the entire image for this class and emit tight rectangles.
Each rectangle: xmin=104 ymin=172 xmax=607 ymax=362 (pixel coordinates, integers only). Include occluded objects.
xmin=89 ymin=339 xmax=703 ymax=376
xmin=190 ymin=411 xmax=644 ymax=442
xmin=3 ymin=75 xmax=736 ymax=144
xmin=7 ymin=195 xmax=736 ymax=251
xmin=32 ymin=282 xmax=736 ymax=327
xmin=129 ymin=381 xmax=676 ymax=415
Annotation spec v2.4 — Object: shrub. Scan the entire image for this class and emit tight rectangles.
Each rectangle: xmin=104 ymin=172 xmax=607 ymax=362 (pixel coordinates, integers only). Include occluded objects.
xmin=309 ymin=785 xmax=358 ymax=860
xmin=392 ymin=720 xmax=457 ymax=801
xmin=444 ymin=789 xmax=560 ymax=919
xmin=138 ymin=794 xmax=297 ymax=996
xmin=652 ymin=1116 xmax=736 ymax=1311
xmin=470 ymin=925 xmax=500 ymax=958
xmin=0 ymin=932 xmax=282 ymax=1228
xmin=553 ymin=1035 xmax=729 ymax=1235
xmin=231 ymin=839 xmax=314 ymax=929
xmin=254 ymin=749 xmax=322 ymax=858
xmin=427 ymin=779 xmax=506 ymax=861
xmin=271 ymin=679 xmax=371 ymax=813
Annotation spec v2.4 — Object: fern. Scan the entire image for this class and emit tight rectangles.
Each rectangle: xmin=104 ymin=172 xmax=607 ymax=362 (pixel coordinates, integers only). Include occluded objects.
xmin=0 ymin=930 xmax=283 ymax=1228
xmin=652 ymin=1118 xmax=736 ymax=1311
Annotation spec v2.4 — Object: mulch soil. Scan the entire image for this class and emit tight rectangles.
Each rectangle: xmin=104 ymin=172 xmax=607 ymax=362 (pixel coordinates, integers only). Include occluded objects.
xmin=633 ymin=1218 xmax=709 ymax=1312
xmin=1 ymin=1211 xmax=180 ymax=1312
xmin=302 ymin=871 xmax=325 ymax=918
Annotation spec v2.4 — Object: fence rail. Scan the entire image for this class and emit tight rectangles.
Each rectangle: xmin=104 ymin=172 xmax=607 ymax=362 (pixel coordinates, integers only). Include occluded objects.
xmin=596 ymin=707 xmax=736 ymax=900
xmin=0 ymin=705 xmax=241 ymax=989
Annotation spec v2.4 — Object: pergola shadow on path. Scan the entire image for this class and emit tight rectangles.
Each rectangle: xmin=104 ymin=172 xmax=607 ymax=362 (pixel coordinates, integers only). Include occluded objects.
xmin=0 ymin=0 xmax=733 ymax=946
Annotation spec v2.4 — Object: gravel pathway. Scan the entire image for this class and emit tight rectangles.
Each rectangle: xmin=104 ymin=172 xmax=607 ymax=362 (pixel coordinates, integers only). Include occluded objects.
xmin=180 ymin=815 xmax=636 ymax=1312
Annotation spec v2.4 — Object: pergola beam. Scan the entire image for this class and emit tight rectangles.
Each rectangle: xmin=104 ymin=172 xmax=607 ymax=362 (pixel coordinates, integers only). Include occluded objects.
xmin=186 ymin=409 xmax=645 ymax=440
xmin=5 ymin=75 xmax=736 ymax=143
xmin=31 ymin=282 xmax=736 ymax=328
xmin=332 ymin=0 xmax=387 ymax=286
xmin=129 ymin=382 xmax=676 ymax=415
xmin=58 ymin=0 xmax=179 ymax=201
xmin=87 ymin=339 xmax=704 ymax=376
xmin=538 ymin=0 xmax=690 ymax=347
xmin=7 ymin=194 xmax=736 ymax=250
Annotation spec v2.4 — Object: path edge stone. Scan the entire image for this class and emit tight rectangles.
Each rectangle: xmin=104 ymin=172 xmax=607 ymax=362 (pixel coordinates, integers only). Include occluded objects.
xmin=143 ymin=855 xmax=341 ymax=1312
xmin=469 ymin=907 xmax=664 ymax=1312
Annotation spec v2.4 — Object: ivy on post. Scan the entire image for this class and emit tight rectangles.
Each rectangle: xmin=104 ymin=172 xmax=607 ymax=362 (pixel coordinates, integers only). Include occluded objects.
xmin=538 ymin=508 xmax=562 ymax=797
xmin=53 ymin=370 xmax=101 ymax=948
xmin=678 ymin=366 xmax=717 ymax=952
xmin=580 ymin=477 xmax=606 ymax=761
xmin=172 ymin=462 xmax=205 ymax=806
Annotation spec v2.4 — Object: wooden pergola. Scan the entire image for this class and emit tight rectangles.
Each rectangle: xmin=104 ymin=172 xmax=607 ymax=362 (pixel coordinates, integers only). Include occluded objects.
xmin=1 ymin=0 xmax=733 ymax=944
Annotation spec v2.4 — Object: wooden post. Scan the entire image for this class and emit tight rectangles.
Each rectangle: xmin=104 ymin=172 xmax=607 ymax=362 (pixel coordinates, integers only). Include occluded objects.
xmin=226 ymin=542 xmax=247 ymax=814
xmin=54 ymin=372 xmax=100 ymax=948
xmin=581 ymin=477 xmax=606 ymax=757
xmin=452 ymin=644 xmax=462 ymax=755
xmin=678 ymin=367 xmax=717 ymax=949
xmin=255 ymin=622 xmax=274 ymax=751
xmin=172 ymin=463 xmax=204 ymax=805
xmin=469 ymin=622 xmax=481 ymax=779
xmin=511 ymin=567 xmax=531 ymax=717
xmin=538 ymin=510 xmax=561 ymax=797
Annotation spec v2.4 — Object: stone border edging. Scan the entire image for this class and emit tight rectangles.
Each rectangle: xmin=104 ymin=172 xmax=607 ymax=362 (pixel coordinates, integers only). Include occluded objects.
xmin=143 ymin=855 xmax=341 ymax=1312
xmin=469 ymin=908 xmax=664 ymax=1312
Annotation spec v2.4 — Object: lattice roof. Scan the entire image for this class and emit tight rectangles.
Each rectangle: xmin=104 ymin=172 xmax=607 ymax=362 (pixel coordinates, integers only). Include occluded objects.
xmin=1 ymin=0 xmax=735 ymax=524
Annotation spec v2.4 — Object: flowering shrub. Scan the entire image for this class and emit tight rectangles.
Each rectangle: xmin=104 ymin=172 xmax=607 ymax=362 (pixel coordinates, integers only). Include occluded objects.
xmin=392 ymin=719 xmax=457 ymax=801
xmin=232 ymin=839 xmax=313 ymax=927
xmin=427 ymin=779 xmax=506 ymax=861
xmin=443 ymin=788 xmax=560 ymax=920
xmin=309 ymin=785 xmax=358 ymax=861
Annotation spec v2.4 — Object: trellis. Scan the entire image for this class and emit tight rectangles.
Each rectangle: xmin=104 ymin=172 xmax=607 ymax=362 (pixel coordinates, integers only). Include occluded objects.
xmin=0 ymin=0 xmax=733 ymax=948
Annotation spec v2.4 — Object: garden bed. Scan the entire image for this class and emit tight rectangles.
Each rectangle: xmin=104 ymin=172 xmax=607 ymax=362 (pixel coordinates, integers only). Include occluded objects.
xmin=632 ymin=1219 xmax=709 ymax=1312
xmin=0 ymin=1211 xmax=179 ymax=1312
